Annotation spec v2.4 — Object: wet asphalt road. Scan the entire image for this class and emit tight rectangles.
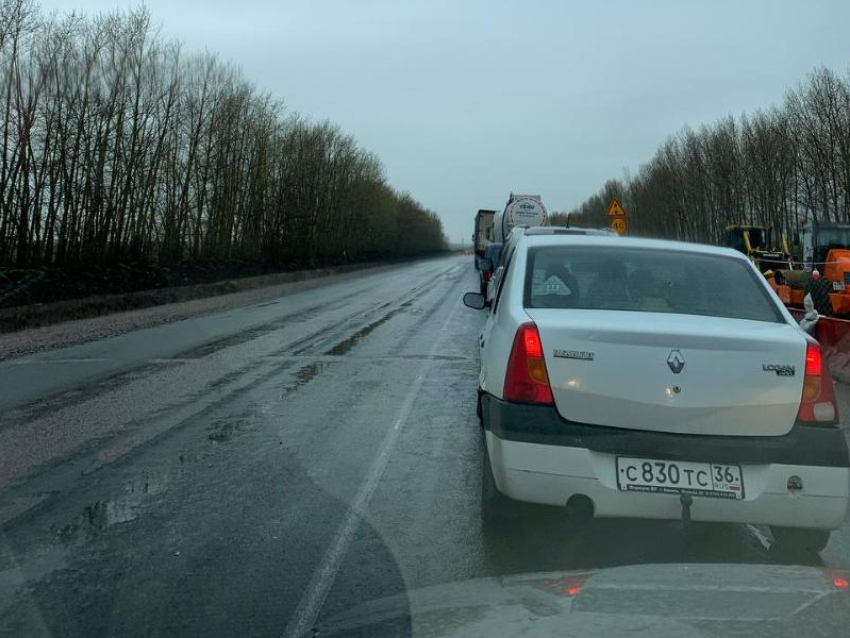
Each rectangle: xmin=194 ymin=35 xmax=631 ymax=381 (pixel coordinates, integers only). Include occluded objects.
xmin=1 ymin=254 xmax=850 ymax=637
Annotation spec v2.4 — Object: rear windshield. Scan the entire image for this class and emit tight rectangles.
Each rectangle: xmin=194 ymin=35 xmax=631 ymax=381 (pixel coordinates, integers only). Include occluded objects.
xmin=524 ymin=246 xmax=784 ymax=323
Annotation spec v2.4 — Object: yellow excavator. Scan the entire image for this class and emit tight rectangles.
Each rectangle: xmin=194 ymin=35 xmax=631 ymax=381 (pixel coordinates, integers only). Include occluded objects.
xmin=724 ymin=224 xmax=812 ymax=310
xmin=724 ymin=225 xmax=794 ymax=274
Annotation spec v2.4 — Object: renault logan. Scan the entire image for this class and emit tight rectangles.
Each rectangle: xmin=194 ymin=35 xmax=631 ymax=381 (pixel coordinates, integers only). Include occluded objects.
xmin=464 ymin=232 xmax=850 ymax=553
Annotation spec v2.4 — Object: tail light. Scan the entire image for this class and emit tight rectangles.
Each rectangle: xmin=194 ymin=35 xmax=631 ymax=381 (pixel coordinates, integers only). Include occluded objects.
xmin=503 ymin=323 xmax=553 ymax=405
xmin=484 ymin=269 xmax=493 ymax=282
xmin=797 ymin=341 xmax=838 ymax=425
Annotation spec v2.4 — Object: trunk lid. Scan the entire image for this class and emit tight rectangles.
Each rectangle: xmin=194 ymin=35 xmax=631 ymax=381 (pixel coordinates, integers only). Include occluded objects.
xmin=526 ymin=310 xmax=807 ymax=436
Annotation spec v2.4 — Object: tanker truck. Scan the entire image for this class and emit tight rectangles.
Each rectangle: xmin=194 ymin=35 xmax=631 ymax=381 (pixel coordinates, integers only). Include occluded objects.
xmin=492 ymin=193 xmax=548 ymax=243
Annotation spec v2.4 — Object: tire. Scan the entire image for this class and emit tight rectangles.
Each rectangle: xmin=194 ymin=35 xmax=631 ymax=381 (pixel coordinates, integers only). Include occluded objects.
xmin=770 ymin=526 xmax=831 ymax=554
xmin=476 ymin=392 xmax=483 ymax=426
xmin=481 ymin=445 xmax=518 ymax=525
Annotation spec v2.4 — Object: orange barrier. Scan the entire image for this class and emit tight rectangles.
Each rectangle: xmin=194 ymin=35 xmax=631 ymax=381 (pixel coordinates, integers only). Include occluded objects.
xmin=789 ymin=309 xmax=850 ymax=384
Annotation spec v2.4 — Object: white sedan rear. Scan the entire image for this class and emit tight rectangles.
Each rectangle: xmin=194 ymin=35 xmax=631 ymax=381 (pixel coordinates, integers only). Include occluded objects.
xmin=464 ymin=232 xmax=849 ymax=553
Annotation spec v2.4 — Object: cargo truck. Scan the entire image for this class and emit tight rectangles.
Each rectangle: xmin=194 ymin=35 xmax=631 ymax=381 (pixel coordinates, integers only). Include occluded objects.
xmin=473 ymin=209 xmax=496 ymax=270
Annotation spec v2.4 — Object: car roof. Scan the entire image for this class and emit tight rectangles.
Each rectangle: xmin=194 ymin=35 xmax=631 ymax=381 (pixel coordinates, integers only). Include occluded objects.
xmin=521 ymin=233 xmax=746 ymax=260
xmin=522 ymin=226 xmax=614 ymax=236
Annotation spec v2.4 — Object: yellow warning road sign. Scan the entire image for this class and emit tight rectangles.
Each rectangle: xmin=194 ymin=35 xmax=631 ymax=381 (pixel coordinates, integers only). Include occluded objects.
xmin=606 ymin=198 xmax=626 ymax=217
xmin=611 ymin=217 xmax=628 ymax=235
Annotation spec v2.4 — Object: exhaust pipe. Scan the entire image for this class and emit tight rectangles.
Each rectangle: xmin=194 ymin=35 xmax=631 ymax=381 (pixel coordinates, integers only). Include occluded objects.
xmin=566 ymin=495 xmax=594 ymax=523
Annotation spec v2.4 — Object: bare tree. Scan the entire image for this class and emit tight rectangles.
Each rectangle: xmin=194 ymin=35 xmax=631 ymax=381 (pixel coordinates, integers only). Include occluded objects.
xmin=569 ymin=65 xmax=850 ymax=250
xmin=0 ymin=2 xmax=446 ymax=283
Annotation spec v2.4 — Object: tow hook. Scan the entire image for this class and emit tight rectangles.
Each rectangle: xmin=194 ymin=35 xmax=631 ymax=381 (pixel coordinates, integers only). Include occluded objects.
xmin=680 ymin=493 xmax=693 ymax=523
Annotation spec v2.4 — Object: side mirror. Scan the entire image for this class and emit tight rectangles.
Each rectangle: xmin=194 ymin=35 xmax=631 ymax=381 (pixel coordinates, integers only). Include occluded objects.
xmin=480 ymin=258 xmax=493 ymax=273
xmin=463 ymin=292 xmax=487 ymax=310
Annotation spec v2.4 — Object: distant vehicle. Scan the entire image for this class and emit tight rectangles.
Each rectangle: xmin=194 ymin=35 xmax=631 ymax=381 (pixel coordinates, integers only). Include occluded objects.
xmin=463 ymin=232 xmax=848 ymax=554
xmin=472 ymin=209 xmax=496 ymax=269
xmin=492 ymin=193 xmax=548 ymax=244
xmin=478 ymin=243 xmax=502 ymax=297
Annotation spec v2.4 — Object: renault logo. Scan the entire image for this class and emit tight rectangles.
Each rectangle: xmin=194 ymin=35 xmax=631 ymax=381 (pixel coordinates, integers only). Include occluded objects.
xmin=667 ymin=350 xmax=685 ymax=374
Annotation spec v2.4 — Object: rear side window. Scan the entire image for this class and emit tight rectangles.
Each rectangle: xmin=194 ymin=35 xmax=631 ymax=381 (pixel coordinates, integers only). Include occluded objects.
xmin=524 ymin=246 xmax=784 ymax=323
xmin=492 ymin=242 xmax=518 ymax=313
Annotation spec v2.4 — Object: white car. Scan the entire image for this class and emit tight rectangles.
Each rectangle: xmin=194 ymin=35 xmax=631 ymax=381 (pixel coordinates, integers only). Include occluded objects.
xmin=464 ymin=230 xmax=849 ymax=553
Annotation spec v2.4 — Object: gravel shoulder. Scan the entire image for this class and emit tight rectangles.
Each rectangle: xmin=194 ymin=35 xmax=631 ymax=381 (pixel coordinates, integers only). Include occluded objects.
xmin=0 ymin=261 xmax=409 ymax=360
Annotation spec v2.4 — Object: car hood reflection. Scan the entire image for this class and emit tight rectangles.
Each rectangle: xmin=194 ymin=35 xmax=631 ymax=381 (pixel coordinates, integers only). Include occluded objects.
xmin=312 ymin=563 xmax=850 ymax=638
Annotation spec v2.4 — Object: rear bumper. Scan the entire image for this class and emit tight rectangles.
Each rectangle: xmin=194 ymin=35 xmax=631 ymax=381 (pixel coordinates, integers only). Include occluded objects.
xmin=482 ymin=394 xmax=850 ymax=468
xmin=483 ymin=395 xmax=850 ymax=529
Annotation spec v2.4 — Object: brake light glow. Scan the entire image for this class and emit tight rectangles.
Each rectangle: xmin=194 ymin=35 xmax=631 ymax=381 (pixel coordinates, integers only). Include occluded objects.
xmin=805 ymin=345 xmax=822 ymax=376
xmin=833 ymin=576 xmax=849 ymax=590
xmin=522 ymin=326 xmax=543 ymax=358
xmin=503 ymin=323 xmax=553 ymax=405
xmin=798 ymin=341 xmax=838 ymax=425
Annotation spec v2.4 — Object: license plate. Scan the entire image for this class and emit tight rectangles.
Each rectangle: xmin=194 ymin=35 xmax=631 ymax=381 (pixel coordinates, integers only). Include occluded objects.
xmin=616 ymin=457 xmax=744 ymax=500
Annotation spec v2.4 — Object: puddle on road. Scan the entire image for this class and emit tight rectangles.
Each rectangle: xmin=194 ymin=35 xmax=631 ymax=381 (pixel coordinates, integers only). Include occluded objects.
xmin=294 ymin=362 xmax=326 ymax=386
xmin=253 ymin=300 xmax=280 ymax=309
xmin=206 ymin=414 xmax=256 ymax=443
xmin=53 ymin=474 xmax=168 ymax=543
xmin=279 ymin=361 xmax=335 ymax=396
xmin=208 ymin=424 xmax=235 ymax=442
xmin=324 ymin=306 xmax=406 ymax=356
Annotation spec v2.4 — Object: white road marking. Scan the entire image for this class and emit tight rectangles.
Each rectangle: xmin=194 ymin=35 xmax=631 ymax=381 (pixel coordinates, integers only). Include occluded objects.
xmin=282 ymin=279 xmax=464 ymax=638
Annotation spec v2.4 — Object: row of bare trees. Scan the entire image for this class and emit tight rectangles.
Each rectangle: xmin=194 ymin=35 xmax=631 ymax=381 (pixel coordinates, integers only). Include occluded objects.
xmin=0 ymin=1 xmax=446 ymax=271
xmin=565 ymin=66 xmax=850 ymax=248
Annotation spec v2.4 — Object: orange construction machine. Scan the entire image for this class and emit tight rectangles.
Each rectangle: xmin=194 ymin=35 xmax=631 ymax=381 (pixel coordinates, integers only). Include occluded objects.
xmin=722 ymin=224 xmax=822 ymax=312
xmin=778 ymin=221 xmax=850 ymax=316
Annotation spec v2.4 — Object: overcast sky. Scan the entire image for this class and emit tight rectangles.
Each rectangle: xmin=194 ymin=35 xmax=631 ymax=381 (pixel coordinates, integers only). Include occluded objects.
xmin=41 ymin=0 xmax=850 ymax=242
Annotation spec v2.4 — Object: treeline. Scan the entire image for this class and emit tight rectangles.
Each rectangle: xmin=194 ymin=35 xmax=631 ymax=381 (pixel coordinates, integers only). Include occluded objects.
xmin=567 ymin=66 xmax=850 ymax=246
xmin=0 ymin=0 xmax=446 ymax=271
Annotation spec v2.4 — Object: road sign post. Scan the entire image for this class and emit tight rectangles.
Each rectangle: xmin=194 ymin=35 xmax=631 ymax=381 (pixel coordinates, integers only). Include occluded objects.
xmin=611 ymin=217 xmax=628 ymax=235
xmin=606 ymin=198 xmax=625 ymax=218
xmin=607 ymin=198 xmax=627 ymax=235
